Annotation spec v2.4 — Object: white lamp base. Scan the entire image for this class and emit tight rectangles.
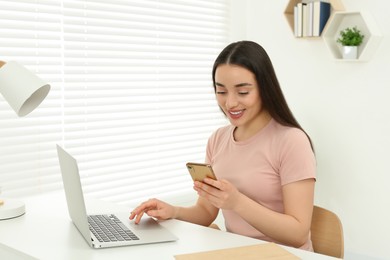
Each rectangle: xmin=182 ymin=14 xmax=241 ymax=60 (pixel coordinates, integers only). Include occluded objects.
xmin=0 ymin=198 xmax=25 ymax=220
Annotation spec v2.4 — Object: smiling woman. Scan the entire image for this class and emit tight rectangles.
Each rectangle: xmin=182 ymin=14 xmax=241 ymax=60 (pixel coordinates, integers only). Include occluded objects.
xmin=214 ymin=64 xmax=267 ymax=141
xmin=130 ymin=41 xmax=316 ymax=251
xmin=0 ymin=0 xmax=229 ymax=207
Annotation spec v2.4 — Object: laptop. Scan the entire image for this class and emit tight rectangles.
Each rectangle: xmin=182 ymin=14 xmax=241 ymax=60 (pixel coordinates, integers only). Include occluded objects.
xmin=56 ymin=144 xmax=178 ymax=249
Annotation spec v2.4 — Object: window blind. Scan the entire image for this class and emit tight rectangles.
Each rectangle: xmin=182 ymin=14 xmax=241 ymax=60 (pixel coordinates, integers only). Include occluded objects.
xmin=0 ymin=0 xmax=229 ymax=207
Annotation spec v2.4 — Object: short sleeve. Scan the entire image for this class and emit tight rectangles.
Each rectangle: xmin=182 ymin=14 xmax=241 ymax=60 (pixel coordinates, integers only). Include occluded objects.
xmin=278 ymin=128 xmax=316 ymax=186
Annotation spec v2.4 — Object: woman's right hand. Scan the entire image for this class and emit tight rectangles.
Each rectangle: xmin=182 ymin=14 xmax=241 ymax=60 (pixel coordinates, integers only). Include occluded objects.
xmin=129 ymin=198 xmax=178 ymax=224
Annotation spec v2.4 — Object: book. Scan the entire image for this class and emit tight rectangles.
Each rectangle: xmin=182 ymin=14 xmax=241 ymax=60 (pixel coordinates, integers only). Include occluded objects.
xmin=313 ymin=1 xmax=331 ymax=36
xmin=295 ymin=2 xmax=304 ymax=37
xmin=294 ymin=5 xmax=298 ymax=37
xmin=307 ymin=2 xmax=314 ymax=37
xmin=302 ymin=3 xmax=308 ymax=37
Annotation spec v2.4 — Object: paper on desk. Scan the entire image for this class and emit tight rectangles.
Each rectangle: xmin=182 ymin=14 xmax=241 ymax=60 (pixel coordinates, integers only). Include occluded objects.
xmin=174 ymin=242 xmax=300 ymax=260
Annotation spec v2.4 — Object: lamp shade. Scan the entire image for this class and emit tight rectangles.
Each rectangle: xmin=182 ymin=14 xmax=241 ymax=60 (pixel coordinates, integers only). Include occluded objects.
xmin=0 ymin=61 xmax=50 ymax=117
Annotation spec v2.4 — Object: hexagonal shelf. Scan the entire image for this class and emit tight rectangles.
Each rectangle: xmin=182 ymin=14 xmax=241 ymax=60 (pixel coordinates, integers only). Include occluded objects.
xmin=284 ymin=0 xmax=345 ymax=36
xmin=322 ymin=11 xmax=383 ymax=61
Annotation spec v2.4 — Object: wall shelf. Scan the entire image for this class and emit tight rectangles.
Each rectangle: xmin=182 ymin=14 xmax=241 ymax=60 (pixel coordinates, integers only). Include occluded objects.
xmin=322 ymin=11 xmax=383 ymax=61
xmin=284 ymin=0 xmax=345 ymax=36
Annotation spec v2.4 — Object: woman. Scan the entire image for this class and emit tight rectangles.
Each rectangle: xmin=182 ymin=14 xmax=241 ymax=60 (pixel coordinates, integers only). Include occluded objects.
xmin=129 ymin=41 xmax=316 ymax=251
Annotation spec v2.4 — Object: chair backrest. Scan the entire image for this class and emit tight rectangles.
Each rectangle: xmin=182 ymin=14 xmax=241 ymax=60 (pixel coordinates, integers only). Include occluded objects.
xmin=311 ymin=205 xmax=344 ymax=259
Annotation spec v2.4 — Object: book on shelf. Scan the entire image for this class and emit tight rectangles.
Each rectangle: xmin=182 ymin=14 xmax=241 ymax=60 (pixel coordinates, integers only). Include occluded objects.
xmin=302 ymin=3 xmax=308 ymax=37
xmin=294 ymin=0 xmax=331 ymax=37
xmin=294 ymin=5 xmax=298 ymax=37
xmin=313 ymin=1 xmax=331 ymax=36
xmin=307 ymin=2 xmax=314 ymax=37
xmin=294 ymin=2 xmax=304 ymax=37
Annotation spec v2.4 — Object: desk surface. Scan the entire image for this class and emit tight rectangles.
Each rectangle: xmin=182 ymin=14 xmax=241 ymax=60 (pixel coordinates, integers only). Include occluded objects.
xmin=0 ymin=192 xmax=338 ymax=260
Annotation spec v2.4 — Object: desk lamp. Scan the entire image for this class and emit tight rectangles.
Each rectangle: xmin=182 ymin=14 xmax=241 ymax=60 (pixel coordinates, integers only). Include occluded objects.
xmin=0 ymin=60 xmax=50 ymax=220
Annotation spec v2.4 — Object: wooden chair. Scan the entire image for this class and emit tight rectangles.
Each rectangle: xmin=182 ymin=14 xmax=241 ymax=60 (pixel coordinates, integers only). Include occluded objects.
xmin=209 ymin=205 xmax=344 ymax=258
xmin=208 ymin=223 xmax=221 ymax=230
xmin=311 ymin=205 xmax=344 ymax=259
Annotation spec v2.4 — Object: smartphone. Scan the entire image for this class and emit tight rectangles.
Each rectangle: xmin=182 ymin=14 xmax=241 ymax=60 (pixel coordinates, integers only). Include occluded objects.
xmin=186 ymin=162 xmax=217 ymax=182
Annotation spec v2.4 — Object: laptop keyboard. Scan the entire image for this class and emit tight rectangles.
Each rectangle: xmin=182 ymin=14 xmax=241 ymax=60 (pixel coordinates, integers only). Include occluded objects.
xmin=88 ymin=214 xmax=139 ymax=242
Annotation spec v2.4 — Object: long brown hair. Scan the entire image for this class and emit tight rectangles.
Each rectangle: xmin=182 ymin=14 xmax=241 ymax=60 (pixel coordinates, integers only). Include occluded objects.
xmin=212 ymin=41 xmax=314 ymax=150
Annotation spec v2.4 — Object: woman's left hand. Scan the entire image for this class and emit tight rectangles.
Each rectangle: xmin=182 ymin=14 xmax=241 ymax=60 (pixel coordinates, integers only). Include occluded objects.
xmin=193 ymin=178 xmax=241 ymax=210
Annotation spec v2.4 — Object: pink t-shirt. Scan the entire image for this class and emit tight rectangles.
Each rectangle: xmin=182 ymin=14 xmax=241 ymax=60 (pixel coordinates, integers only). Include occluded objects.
xmin=205 ymin=119 xmax=316 ymax=251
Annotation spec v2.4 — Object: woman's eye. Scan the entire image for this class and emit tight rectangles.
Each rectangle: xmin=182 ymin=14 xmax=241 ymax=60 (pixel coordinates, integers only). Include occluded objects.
xmin=216 ymin=91 xmax=226 ymax=95
xmin=239 ymin=92 xmax=249 ymax=95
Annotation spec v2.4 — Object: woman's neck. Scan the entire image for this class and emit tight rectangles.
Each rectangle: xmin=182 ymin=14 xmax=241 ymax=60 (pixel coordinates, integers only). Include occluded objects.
xmin=233 ymin=112 xmax=272 ymax=142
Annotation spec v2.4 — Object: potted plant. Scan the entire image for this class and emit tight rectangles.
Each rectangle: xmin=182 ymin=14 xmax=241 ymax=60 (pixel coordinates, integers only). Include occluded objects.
xmin=337 ymin=26 xmax=365 ymax=59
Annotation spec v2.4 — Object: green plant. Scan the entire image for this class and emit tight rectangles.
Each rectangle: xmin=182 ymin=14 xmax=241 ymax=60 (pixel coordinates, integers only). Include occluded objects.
xmin=337 ymin=26 xmax=365 ymax=46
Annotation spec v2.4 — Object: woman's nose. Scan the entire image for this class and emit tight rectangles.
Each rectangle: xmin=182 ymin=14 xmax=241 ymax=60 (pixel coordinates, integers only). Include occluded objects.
xmin=226 ymin=94 xmax=238 ymax=109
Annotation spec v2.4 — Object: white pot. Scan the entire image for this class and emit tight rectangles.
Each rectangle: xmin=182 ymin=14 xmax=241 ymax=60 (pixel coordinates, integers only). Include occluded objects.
xmin=342 ymin=46 xmax=358 ymax=59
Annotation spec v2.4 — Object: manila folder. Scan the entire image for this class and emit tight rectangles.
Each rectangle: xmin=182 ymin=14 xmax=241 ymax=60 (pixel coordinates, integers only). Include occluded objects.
xmin=174 ymin=242 xmax=300 ymax=260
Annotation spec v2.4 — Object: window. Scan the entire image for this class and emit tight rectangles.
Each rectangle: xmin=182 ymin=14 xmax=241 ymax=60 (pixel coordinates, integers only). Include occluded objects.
xmin=0 ymin=0 xmax=229 ymax=207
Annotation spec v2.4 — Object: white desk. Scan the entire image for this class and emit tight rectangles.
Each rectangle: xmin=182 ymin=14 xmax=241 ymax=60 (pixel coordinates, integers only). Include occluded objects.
xmin=0 ymin=192 xmax=338 ymax=260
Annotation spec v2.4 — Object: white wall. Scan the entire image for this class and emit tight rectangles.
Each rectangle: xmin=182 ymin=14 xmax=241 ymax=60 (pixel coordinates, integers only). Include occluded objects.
xmin=229 ymin=0 xmax=390 ymax=259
